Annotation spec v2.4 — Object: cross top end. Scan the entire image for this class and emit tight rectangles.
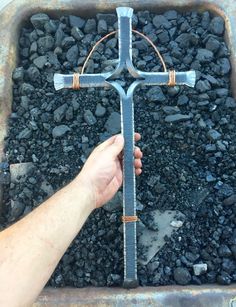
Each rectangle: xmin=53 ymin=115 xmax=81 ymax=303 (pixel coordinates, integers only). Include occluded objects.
xmin=54 ymin=6 xmax=196 ymax=97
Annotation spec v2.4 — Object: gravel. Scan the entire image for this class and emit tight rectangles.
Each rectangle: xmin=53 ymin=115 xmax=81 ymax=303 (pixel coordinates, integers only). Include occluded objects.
xmin=2 ymin=9 xmax=236 ymax=288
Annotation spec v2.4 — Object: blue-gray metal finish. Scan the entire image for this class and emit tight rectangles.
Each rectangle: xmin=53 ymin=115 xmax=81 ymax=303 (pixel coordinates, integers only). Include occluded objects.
xmin=53 ymin=6 xmax=196 ymax=288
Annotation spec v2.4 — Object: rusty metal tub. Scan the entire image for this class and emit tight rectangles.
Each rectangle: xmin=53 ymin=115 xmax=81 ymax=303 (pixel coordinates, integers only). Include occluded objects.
xmin=1 ymin=0 xmax=236 ymax=306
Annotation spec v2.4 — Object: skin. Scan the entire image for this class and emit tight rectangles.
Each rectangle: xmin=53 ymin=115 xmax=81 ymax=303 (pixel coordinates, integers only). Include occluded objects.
xmin=0 ymin=133 xmax=142 ymax=307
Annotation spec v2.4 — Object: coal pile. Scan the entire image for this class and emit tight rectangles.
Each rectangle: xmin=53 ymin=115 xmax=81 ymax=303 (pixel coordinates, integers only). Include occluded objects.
xmin=1 ymin=9 xmax=236 ymax=287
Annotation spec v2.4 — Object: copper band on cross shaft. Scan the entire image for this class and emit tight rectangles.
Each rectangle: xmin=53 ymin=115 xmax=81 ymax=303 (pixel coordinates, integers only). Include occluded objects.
xmin=72 ymin=73 xmax=80 ymax=90
xmin=168 ymin=70 xmax=176 ymax=86
xmin=122 ymin=216 xmax=139 ymax=223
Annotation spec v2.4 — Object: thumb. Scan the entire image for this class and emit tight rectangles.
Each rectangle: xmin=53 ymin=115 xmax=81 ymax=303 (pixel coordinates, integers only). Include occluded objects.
xmin=108 ymin=134 xmax=124 ymax=156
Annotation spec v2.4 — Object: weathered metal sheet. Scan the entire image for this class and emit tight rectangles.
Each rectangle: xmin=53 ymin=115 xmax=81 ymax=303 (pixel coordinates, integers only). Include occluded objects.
xmin=34 ymin=285 xmax=236 ymax=306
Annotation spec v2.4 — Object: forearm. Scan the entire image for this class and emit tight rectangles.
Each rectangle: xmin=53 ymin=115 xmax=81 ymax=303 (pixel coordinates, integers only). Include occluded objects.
xmin=0 ymin=176 xmax=93 ymax=307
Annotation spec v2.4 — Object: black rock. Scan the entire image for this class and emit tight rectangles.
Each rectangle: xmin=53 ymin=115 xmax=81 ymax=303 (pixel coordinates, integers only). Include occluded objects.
xmin=218 ymin=245 xmax=232 ymax=257
xmin=72 ymin=98 xmax=80 ymax=111
xmin=12 ymin=67 xmax=24 ymax=82
xmin=30 ymin=41 xmax=37 ymax=54
xmin=27 ymin=66 xmax=40 ymax=82
xmin=10 ymin=199 xmax=26 ymax=220
xmin=167 ymin=86 xmax=180 ymax=97
xmin=71 ymin=27 xmax=84 ymax=41
xmin=84 ymin=19 xmax=96 ymax=34
xmin=97 ymin=19 xmax=108 ymax=34
xmin=173 ymin=267 xmax=191 ymax=285
xmin=225 ymin=97 xmax=236 ymax=108
xmin=41 ymin=180 xmax=54 ymax=196
xmin=202 ymin=74 xmax=218 ymax=86
xmin=105 ymin=112 xmax=121 ymax=134
xmin=165 ymin=114 xmax=192 ymax=123
xmin=0 ymin=172 xmax=10 ymax=184
xmin=158 ymin=30 xmax=169 ymax=44
xmin=207 ymin=129 xmax=221 ymax=141
xmin=66 ymin=45 xmax=78 ymax=66
xmin=210 ymin=16 xmax=225 ymax=35
xmin=196 ymin=80 xmax=211 ymax=93
xmin=84 ymin=110 xmax=97 ymax=126
xmin=217 ymin=272 xmax=231 ymax=285
xmin=33 ymin=56 xmax=47 ymax=69
xmin=216 ymin=140 xmax=227 ymax=151
xmin=133 ymin=40 xmax=148 ymax=51
xmin=153 ymin=15 xmax=171 ymax=29
xmin=205 ymin=144 xmax=216 ymax=152
xmin=164 ymin=10 xmax=178 ymax=20
xmin=202 ymin=11 xmax=210 ymax=29
xmin=146 ymin=86 xmax=166 ymax=102
xmin=196 ymin=48 xmax=214 ymax=63
xmin=69 ymin=15 xmax=85 ymax=28
xmin=162 ymin=106 xmax=180 ymax=114
xmin=175 ymin=33 xmax=191 ymax=49
xmin=30 ymin=13 xmax=50 ymax=30
xmin=107 ymin=274 xmax=122 ymax=286
xmin=17 ymin=128 xmax=32 ymax=139
xmin=217 ymin=58 xmax=231 ymax=75
xmin=223 ymin=194 xmax=236 ymax=206
xmin=96 ymin=13 xmax=117 ymax=26
xmin=55 ymin=26 xmax=66 ymax=47
xmin=95 ymin=103 xmax=106 ymax=117
xmin=177 ymin=95 xmax=189 ymax=105
xmin=222 ymin=259 xmax=236 ymax=273
xmin=207 ymin=271 xmax=217 ymax=283
xmin=106 ymin=38 xmax=117 ymax=49
xmin=37 ymin=35 xmax=54 ymax=54
xmin=52 ymin=125 xmax=70 ymax=138
xmin=20 ymin=83 xmax=34 ymax=95
xmin=61 ymin=37 xmax=75 ymax=49
xmin=44 ymin=20 xmax=58 ymax=34
xmin=185 ymin=252 xmax=199 ymax=262
xmin=205 ymin=37 xmax=220 ymax=53
xmin=216 ymin=88 xmax=229 ymax=97
xmin=66 ymin=106 xmax=74 ymax=121
xmin=231 ymin=245 xmax=236 ymax=259
xmin=54 ymin=103 xmax=67 ymax=123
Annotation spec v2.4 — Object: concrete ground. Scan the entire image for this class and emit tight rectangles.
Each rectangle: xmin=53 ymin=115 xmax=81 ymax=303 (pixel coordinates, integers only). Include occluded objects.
xmin=0 ymin=0 xmax=13 ymax=12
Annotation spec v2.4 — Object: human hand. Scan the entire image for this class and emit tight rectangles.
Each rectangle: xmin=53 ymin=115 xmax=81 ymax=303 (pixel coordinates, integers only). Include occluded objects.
xmin=77 ymin=133 xmax=143 ymax=209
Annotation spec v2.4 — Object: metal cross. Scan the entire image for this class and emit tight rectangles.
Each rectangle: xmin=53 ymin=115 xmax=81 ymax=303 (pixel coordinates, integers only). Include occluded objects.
xmin=54 ymin=7 xmax=196 ymax=288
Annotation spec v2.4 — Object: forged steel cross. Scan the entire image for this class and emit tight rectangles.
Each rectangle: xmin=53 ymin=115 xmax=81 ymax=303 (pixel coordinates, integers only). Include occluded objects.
xmin=54 ymin=7 xmax=196 ymax=288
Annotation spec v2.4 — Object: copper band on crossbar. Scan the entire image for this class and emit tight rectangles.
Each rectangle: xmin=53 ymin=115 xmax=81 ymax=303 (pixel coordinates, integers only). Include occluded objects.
xmin=72 ymin=73 xmax=80 ymax=90
xmin=168 ymin=70 xmax=176 ymax=86
xmin=122 ymin=216 xmax=139 ymax=223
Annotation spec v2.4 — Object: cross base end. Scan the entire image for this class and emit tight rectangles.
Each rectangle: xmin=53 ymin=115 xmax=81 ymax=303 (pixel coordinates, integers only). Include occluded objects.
xmin=123 ymin=278 xmax=139 ymax=289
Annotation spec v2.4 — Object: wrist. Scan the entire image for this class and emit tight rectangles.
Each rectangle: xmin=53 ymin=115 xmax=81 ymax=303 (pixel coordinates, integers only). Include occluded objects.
xmin=71 ymin=174 xmax=96 ymax=213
